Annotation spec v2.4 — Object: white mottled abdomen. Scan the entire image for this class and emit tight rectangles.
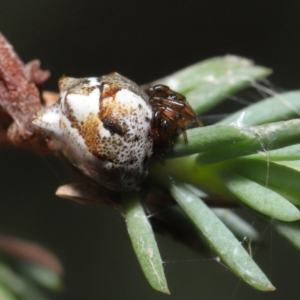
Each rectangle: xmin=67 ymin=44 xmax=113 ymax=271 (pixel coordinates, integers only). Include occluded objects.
xmin=33 ymin=73 xmax=153 ymax=191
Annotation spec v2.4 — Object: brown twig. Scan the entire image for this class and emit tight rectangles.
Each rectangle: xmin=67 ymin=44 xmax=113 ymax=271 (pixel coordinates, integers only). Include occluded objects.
xmin=0 ymin=33 xmax=42 ymax=139
xmin=0 ymin=32 xmax=52 ymax=153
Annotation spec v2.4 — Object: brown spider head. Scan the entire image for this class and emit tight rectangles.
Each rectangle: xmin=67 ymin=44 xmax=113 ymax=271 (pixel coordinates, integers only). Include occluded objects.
xmin=145 ymin=84 xmax=201 ymax=158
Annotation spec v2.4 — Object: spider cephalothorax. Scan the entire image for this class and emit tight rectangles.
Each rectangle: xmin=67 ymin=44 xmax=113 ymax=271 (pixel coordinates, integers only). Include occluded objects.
xmin=145 ymin=84 xmax=202 ymax=156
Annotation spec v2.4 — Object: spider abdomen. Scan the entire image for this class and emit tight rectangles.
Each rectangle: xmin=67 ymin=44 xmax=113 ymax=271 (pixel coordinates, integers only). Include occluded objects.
xmin=33 ymin=73 xmax=153 ymax=191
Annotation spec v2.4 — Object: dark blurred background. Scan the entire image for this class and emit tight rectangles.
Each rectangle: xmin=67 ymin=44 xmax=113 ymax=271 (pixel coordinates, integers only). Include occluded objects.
xmin=1 ymin=1 xmax=300 ymax=299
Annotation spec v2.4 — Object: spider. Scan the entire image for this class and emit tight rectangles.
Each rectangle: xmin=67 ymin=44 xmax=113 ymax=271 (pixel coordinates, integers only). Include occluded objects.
xmin=33 ymin=74 xmax=201 ymax=191
xmin=145 ymin=84 xmax=202 ymax=157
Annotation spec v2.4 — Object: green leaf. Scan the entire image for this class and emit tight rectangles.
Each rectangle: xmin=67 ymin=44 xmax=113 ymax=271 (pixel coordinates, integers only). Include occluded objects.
xmin=171 ymin=124 xmax=250 ymax=158
xmin=196 ymin=119 xmax=300 ymax=165
xmin=122 ymin=192 xmax=169 ymax=294
xmin=212 ymin=208 xmax=260 ymax=242
xmin=172 ymin=119 xmax=300 ymax=162
xmin=151 ymin=55 xmax=271 ymax=114
xmin=273 ymin=220 xmax=300 ymax=251
xmin=251 ymin=144 xmax=300 ymax=162
xmin=0 ymin=282 xmax=18 ymax=300
xmin=231 ymin=158 xmax=300 ymax=205
xmin=170 ymin=182 xmax=275 ymax=291
xmin=0 ymin=261 xmax=25 ymax=296
xmin=218 ymin=90 xmax=300 ymax=126
xmin=0 ymin=261 xmax=47 ymax=300
xmin=220 ymin=171 xmax=300 ymax=221
xmin=16 ymin=261 xmax=62 ymax=291
xmin=183 ymin=187 xmax=255 ymax=241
